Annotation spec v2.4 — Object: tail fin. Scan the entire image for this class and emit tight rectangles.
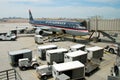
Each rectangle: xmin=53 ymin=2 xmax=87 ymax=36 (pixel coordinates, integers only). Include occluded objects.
xmin=29 ymin=10 xmax=34 ymax=21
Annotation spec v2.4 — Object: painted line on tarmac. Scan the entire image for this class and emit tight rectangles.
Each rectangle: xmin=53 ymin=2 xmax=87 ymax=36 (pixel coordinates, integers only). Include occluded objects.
xmin=30 ymin=70 xmax=39 ymax=80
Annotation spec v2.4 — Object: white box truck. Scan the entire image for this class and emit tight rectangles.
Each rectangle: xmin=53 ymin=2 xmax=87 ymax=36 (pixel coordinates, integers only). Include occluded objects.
xmin=34 ymin=35 xmax=43 ymax=44
xmin=70 ymin=44 xmax=85 ymax=52
xmin=8 ymin=49 xmax=32 ymax=66
xmin=38 ymin=45 xmax=57 ymax=60
xmin=46 ymin=48 xmax=68 ymax=65
xmin=64 ymin=50 xmax=87 ymax=64
xmin=86 ymin=46 xmax=104 ymax=60
xmin=52 ymin=61 xmax=85 ymax=80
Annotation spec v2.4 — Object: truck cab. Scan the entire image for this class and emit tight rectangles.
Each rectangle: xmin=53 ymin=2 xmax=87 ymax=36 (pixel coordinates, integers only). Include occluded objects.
xmin=36 ymin=65 xmax=52 ymax=80
xmin=19 ymin=58 xmax=39 ymax=70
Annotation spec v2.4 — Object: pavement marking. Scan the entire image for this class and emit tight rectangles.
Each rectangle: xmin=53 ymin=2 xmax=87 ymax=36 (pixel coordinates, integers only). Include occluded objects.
xmin=30 ymin=70 xmax=39 ymax=80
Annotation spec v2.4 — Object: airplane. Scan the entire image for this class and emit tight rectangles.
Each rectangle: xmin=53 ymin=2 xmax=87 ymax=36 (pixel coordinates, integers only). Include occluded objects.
xmin=29 ymin=10 xmax=89 ymax=40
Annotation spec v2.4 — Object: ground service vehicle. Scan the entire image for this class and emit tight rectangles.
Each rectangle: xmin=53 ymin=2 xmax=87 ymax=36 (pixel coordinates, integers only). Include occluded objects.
xmin=0 ymin=32 xmax=16 ymax=41
xmin=36 ymin=65 xmax=52 ymax=80
xmin=19 ymin=58 xmax=39 ymax=70
xmin=8 ymin=49 xmax=32 ymax=66
xmin=34 ymin=35 xmax=43 ymax=44
xmin=52 ymin=61 xmax=85 ymax=80
xmin=105 ymin=44 xmax=119 ymax=54
xmin=108 ymin=48 xmax=120 ymax=80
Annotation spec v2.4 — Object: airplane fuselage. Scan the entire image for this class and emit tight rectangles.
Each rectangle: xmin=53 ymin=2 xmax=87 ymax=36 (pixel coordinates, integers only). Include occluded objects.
xmin=29 ymin=20 xmax=89 ymax=36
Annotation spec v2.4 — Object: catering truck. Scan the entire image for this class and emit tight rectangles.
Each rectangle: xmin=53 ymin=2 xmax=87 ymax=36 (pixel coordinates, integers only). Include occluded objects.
xmin=8 ymin=49 xmax=39 ymax=70
xmin=8 ymin=49 xmax=32 ymax=66
xmin=52 ymin=61 xmax=85 ymax=80
xmin=46 ymin=48 xmax=68 ymax=65
xmin=64 ymin=50 xmax=87 ymax=64
xmin=38 ymin=45 xmax=57 ymax=60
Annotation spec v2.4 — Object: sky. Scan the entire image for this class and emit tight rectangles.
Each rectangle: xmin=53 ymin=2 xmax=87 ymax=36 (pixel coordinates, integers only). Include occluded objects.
xmin=0 ymin=0 xmax=120 ymax=19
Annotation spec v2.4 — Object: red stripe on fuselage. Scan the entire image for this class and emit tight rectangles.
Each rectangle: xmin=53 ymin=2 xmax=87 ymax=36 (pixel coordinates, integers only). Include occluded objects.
xmin=32 ymin=23 xmax=88 ymax=32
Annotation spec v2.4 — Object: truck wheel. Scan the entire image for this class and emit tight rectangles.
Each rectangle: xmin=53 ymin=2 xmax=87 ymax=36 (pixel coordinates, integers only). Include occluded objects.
xmin=33 ymin=64 xmax=39 ymax=69
xmin=109 ymin=48 xmax=115 ymax=54
xmin=42 ymin=76 xmax=47 ymax=80
xmin=21 ymin=67 xmax=26 ymax=71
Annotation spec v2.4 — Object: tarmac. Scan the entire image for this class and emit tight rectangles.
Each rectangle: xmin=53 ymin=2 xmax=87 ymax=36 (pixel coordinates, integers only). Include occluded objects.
xmin=0 ymin=23 xmax=119 ymax=80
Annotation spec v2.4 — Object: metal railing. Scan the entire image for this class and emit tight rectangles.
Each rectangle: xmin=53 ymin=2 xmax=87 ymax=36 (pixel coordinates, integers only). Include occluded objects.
xmin=0 ymin=69 xmax=22 ymax=80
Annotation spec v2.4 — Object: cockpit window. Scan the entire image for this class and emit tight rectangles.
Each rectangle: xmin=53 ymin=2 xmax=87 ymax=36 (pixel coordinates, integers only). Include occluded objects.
xmin=76 ymin=24 xmax=86 ymax=29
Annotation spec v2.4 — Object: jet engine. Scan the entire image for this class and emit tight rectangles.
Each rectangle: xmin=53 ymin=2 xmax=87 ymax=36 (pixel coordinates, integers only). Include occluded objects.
xmin=35 ymin=29 xmax=43 ymax=35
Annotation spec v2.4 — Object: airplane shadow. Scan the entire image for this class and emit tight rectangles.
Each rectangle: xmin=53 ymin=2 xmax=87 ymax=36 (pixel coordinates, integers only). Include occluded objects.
xmin=64 ymin=37 xmax=90 ymax=45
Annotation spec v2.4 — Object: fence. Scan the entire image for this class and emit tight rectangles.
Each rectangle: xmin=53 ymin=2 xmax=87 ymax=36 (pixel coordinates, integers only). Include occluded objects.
xmin=0 ymin=69 xmax=22 ymax=80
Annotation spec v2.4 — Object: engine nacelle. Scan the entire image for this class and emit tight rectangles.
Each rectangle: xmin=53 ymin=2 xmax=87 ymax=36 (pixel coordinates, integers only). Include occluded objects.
xmin=35 ymin=29 xmax=43 ymax=35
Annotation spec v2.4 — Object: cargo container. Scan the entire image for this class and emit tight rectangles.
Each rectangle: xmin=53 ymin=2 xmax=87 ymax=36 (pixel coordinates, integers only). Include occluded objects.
xmin=46 ymin=48 xmax=68 ymax=65
xmin=64 ymin=50 xmax=87 ymax=64
xmin=52 ymin=61 xmax=85 ymax=80
xmin=70 ymin=44 xmax=85 ymax=52
xmin=8 ymin=49 xmax=32 ymax=66
xmin=86 ymin=46 xmax=104 ymax=60
xmin=38 ymin=45 xmax=57 ymax=60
